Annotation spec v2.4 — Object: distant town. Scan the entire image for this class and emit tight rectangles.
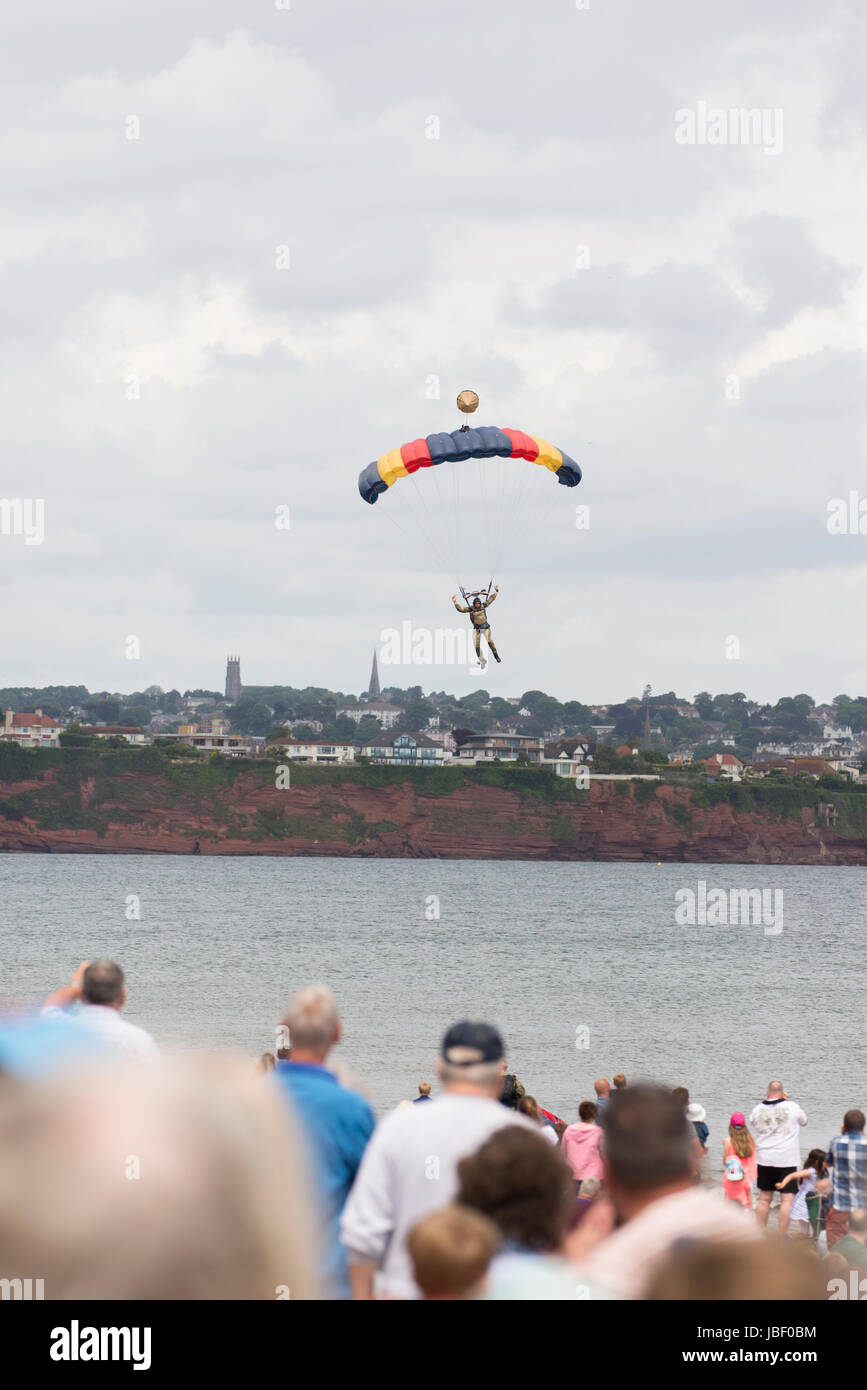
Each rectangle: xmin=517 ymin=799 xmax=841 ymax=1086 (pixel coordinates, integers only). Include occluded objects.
xmin=2 ymin=653 xmax=866 ymax=787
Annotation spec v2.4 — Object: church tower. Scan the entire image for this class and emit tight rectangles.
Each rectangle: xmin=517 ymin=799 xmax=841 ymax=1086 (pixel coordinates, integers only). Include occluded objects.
xmin=368 ymin=648 xmax=381 ymax=700
xmin=225 ymin=656 xmax=242 ymax=704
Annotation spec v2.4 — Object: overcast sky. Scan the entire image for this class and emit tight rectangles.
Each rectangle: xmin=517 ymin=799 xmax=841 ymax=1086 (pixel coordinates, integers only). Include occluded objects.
xmin=1 ymin=0 xmax=865 ymax=705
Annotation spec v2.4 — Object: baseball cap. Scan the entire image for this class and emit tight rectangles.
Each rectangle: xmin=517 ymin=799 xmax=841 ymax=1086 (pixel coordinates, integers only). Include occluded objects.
xmin=730 ymin=1111 xmax=746 ymax=1127
xmin=440 ymin=1020 xmax=504 ymax=1066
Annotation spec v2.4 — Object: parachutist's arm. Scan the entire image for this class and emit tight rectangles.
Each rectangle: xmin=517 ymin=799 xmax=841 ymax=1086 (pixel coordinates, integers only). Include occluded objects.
xmin=452 ymin=596 xmax=470 ymax=613
xmin=484 ymin=588 xmax=498 ymax=608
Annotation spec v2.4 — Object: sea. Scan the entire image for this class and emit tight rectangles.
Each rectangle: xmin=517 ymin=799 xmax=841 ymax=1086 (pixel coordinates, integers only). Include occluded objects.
xmin=1 ymin=854 xmax=864 ymax=1168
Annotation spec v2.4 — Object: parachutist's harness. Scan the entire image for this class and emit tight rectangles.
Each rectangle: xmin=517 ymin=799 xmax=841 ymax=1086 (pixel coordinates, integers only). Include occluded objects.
xmin=460 ymin=582 xmax=494 ymax=630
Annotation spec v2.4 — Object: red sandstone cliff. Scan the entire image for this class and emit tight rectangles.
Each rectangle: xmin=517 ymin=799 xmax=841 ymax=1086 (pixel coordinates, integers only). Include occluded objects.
xmin=0 ymin=768 xmax=865 ymax=864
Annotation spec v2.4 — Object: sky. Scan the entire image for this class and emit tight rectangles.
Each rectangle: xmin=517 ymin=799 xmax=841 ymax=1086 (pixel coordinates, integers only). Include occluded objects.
xmin=1 ymin=0 xmax=866 ymax=705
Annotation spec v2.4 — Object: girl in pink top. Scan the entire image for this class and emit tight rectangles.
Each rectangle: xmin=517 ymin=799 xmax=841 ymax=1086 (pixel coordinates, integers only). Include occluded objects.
xmin=562 ymin=1100 xmax=605 ymax=1183
xmin=722 ymin=1112 xmax=758 ymax=1209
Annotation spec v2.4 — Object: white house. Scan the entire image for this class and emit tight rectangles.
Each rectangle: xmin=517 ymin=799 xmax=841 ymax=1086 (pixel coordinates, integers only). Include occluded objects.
xmin=273 ymin=739 xmax=355 ymax=764
xmin=362 ymin=732 xmax=444 ymax=766
xmin=337 ymin=700 xmax=402 ymax=729
xmin=552 ymin=759 xmax=590 ymax=782
xmin=169 ymin=730 xmax=253 ymax=757
xmin=178 ymin=719 xmax=230 ymax=737
xmin=703 ymin=752 xmax=744 ymax=782
xmin=80 ymin=725 xmax=147 ymax=745
xmin=824 ymin=755 xmax=862 ymax=780
xmin=824 ymin=724 xmax=854 ymax=742
xmin=1 ymin=708 xmax=62 ymax=748
xmin=455 ymin=733 xmax=544 ymax=763
xmin=424 ymin=728 xmax=456 ymax=754
xmin=543 ymin=738 xmax=591 ymax=764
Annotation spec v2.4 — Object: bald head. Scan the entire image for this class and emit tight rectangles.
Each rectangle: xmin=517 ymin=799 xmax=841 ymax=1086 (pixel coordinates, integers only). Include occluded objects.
xmin=594 ymin=1078 xmax=610 ymax=1099
xmin=849 ymin=1210 xmax=867 ymax=1240
xmin=283 ymin=984 xmax=340 ymax=1059
xmin=767 ymin=1081 xmax=785 ymax=1098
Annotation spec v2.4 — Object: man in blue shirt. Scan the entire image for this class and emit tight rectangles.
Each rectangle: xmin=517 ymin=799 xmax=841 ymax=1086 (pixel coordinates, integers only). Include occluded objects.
xmin=274 ymin=985 xmax=375 ymax=1298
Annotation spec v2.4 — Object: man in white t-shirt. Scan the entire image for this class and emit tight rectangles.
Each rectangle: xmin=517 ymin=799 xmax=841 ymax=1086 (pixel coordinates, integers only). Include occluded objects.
xmin=42 ymin=959 xmax=159 ymax=1064
xmin=749 ymin=1081 xmax=808 ymax=1234
xmin=340 ymin=1020 xmax=535 ymax=1299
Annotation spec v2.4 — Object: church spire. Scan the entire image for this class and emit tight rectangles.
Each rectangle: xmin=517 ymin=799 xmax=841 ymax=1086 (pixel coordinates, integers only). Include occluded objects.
xmin=368 ymin=648 xmax=381 ymax=700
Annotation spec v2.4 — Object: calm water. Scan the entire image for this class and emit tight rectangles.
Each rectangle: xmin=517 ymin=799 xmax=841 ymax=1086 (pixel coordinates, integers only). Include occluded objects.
xmin=1 ymin=855 xmax=864 ymax=1165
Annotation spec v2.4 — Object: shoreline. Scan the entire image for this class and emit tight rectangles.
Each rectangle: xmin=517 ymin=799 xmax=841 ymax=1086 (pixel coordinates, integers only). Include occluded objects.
xmin=2 ymin=842 xmax=867 ymax=868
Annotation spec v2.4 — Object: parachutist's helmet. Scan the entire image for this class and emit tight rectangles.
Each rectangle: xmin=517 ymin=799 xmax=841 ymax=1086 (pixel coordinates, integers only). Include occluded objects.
xmin=472 ymin=598 xmax=482 ymax=608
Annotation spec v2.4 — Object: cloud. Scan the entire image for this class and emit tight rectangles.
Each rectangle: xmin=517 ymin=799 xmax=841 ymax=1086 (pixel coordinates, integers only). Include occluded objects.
xmin=0 ymin=6 xmax=864 ymax=704
xmin=727 ymin=214 xmax=856 ymax=325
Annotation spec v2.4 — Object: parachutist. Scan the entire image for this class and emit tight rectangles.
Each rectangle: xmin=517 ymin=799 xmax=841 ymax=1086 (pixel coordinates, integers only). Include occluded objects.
xmin=453 ymin=585 xmax=501 ymax=665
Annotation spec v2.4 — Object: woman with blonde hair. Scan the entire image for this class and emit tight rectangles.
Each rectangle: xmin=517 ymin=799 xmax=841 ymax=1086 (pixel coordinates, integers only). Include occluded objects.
xmin=722 ymin=1111 xmax=758 ymax=1210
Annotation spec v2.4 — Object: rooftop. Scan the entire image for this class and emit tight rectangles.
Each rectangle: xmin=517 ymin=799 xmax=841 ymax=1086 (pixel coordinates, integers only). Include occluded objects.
xmin=5 ymin=710 xmax=62 ymax=728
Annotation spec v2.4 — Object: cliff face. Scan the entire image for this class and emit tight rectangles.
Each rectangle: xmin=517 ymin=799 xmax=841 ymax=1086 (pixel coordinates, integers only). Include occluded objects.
xmin=1 ymin=765 xmax=866 ymax=864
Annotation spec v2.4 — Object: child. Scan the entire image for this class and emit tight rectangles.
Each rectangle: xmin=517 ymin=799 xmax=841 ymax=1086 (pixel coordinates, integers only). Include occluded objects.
xmin=776 ymin=1149 xmax=827 ymax=1238
xmin=408 ymin=1204 xmax=500 ymax=1300
xmin=686 ymin=1101 xmax=709 ymax=1153
xmin=722 ymin=1111 xmax=758 ymax=1210
xmin=570 ymin=1176 xmax=602 ymax=1228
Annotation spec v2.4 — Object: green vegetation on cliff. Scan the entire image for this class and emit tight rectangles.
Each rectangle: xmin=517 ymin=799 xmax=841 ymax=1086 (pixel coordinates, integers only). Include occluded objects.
xmin=2 ymin=743 xmax=867 ymax=849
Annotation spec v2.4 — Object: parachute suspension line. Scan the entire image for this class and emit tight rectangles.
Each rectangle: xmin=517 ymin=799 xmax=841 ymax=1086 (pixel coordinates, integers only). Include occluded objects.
xmin=507 ymin=454 xmax=545 ymax=558
xmin=409 ymin=466 xmax=461 ymax=582
xmin=493 ymin=453 xmax=515 ymax=578
xmin=535 ymin=478 xmax=580 ymax=570
xmin=503 ymin=451 xmax=527 ymax=562
xmin=427 ymin=460 xmax=455 ymax=581
xmin=378 ymin=495 xmax=442 ymax=577
xmin=450 ymin=458 xmax=464 ymax=583
xmin=377 ymin=502 xmax=449 ymax=599
xmin=486 ymin=460 xmax=502 ymax=582
xmin=491 ymin=453 xmax=517 ymax=582
xmin=476 ymin=457 xmax=495 ymax=587
xmin=495 ymin=467 xmax=511 ymax=582
xmin=397 ymin=475 xmax=452 ymax=576
xmin=358 ymin=407 xmax=582 ymax=620
xmin=431 ymin=460 xmax=462 ymax=591
xmin=496 ymin=454 xmax=531 ymax=585
xmin=452 ymin=457 xmax=464 ymax=585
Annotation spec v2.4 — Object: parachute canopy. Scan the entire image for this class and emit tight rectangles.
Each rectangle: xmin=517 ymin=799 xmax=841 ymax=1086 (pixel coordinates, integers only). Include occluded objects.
xmin=358 ymin=425 xmax=581 ymax=504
